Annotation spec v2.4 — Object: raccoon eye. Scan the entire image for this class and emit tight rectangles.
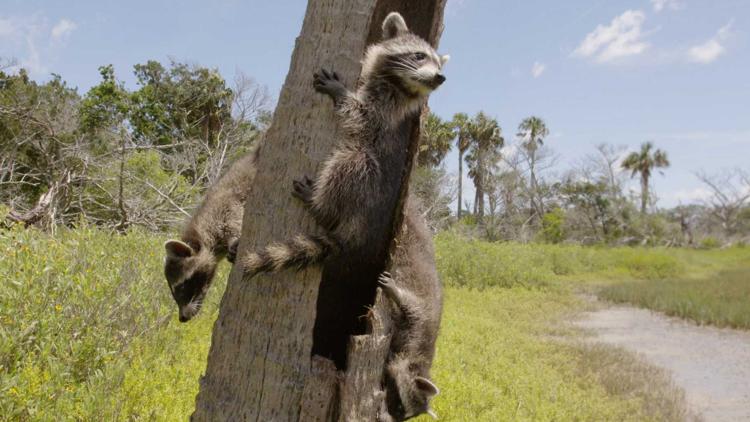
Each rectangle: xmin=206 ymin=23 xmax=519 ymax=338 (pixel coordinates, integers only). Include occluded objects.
xmin=413 ymin=52 xmax=427 ymax=61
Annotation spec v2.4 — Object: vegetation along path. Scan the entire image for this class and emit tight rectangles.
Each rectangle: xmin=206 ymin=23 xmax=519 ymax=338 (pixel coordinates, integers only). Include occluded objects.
xmin=576 ymin=300 xmax=750 ymax=422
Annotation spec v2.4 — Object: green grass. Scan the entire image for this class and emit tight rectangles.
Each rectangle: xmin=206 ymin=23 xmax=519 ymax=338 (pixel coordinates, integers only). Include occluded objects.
xmin=425 ymin=288 xmax=688 ymax=421
xmin=599 ymin=267 xmax=750 ymax=329
xmin=0 ymin=224 xmax=228 ymax=421
xmin=435 ymin=231 xmax=687 ymax=289
xmin=5 ymin=227 xmax=743 ymax=420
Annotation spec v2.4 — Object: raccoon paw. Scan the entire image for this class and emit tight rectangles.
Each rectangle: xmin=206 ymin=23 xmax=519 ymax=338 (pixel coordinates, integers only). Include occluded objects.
xmin=313 ymin=68 xmax=346 ymax=100
xmin=292 ymin=175 xmax=314 ymax=205
xmin=377 ymin=272 xmax=399 ymax=297
xmin=227 ymin=238 xmax=239 ymax=263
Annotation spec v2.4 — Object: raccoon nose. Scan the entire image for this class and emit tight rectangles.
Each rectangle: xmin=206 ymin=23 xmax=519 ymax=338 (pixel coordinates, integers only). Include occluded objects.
xmin=433 ymin=73 xmax=446 ymax=86
xmin=179 ymin=313 xmax=189 ymax=323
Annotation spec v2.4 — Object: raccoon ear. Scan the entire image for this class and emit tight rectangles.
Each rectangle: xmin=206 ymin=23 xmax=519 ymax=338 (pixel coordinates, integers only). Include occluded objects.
xmin=382 ymin=12 xmax=409 ymax=39
xmin=415 ymin=376 xmax=440 ymax=397
xmin=440 ymin=54 xmax=450 ymax=66
xmin=165 ymin=239 xmax=195 ymax=259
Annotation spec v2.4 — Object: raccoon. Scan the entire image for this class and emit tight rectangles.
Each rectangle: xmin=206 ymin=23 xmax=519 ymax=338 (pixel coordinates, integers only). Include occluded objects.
xmin=164 ymin=146 xmax=259 ymax=322
xmin=240 ymin=11 xmax=449 ymax=278
xmin=376 ymin=197 xmax=443 ymax=422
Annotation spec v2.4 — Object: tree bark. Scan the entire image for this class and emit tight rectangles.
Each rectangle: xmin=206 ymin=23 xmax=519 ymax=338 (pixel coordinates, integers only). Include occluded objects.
xmin=192 ymin=1 xmax=446 ymax=421
xmin=641 ymin=174 xmax=649 ymax=214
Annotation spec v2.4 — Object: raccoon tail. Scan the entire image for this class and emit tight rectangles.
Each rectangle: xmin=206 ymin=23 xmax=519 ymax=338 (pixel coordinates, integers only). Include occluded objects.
xmin=241 ymin=234 xmax=340 ymax=277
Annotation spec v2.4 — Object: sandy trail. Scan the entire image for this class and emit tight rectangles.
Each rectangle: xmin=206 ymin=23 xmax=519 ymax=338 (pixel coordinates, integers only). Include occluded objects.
xmin=575 ymin=301 xmax=750 ymax=422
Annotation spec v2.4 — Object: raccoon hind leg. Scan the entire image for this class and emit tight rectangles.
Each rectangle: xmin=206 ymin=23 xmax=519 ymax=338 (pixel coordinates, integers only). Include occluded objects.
xmin=292 ymin=175 xmax=314 ymax=205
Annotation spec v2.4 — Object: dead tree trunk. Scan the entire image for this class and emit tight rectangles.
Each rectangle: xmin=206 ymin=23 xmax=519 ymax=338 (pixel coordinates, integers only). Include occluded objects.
xmin=192 ymin=1 xmax=446 ymax=421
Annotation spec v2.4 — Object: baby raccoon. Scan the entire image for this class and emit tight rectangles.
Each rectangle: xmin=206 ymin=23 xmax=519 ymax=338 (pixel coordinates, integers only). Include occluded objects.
xmin=241 ymin=11 xmax=449 ymax=277
xmin=164 ymin=146 xmax=258 ymax=322
xmin=376 ymin=198 xmax=443 ymax=422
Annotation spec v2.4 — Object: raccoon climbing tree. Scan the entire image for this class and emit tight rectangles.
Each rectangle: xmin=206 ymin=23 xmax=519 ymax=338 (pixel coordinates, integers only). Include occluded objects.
xmin=192 ymin=1 xmax=447 ymax=420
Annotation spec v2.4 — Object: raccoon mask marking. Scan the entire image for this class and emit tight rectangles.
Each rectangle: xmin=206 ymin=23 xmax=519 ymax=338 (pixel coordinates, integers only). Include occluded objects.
xmin=164 ymin=239 xmax=217 ymax=322
xmin=381 ymin=355 xmax=440 ymax=421
xmin=363 ymin=12 xmax=449 ymax=100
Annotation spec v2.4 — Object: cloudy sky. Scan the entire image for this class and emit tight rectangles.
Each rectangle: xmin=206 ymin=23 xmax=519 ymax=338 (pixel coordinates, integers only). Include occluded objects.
xmin=2 ymin=0 xmax=748 ymax=208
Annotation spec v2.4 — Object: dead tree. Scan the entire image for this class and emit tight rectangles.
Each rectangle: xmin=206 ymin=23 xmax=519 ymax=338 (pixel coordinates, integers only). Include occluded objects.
xmin=192 ymin=1 xmax=446 ymax=421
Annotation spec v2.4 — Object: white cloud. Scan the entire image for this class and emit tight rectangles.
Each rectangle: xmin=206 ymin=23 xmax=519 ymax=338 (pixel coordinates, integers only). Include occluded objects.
xmin=50 ymin=18 xmax=77 ymax=45
xmin=688 ymin=21 xmax=733 ymax=64
xmin=651 ymin=0 xmax=683 ymax=13
xmin=673 ymin=187 xmax=712 ymax=203
xmin=531 ymin=61 xmax=546 ymax=78
xmin=573 ymin=10 xmax=649 ymax=63
xmin=0 ymin=15 xmax=77 ymax=76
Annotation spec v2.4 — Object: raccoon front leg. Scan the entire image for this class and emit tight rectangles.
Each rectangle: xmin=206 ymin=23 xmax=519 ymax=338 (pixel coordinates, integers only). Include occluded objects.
xmin=292 ymin=175 xmax=339 ymax=231
xmin=378 ymin=272 xmax=422 ymax=322
xmin=313 ymin=68 xmax=350 ymax=107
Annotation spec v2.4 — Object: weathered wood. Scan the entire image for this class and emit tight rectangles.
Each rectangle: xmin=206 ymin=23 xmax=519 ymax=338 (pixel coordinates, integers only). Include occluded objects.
xmin=337 ymin=292 xmax=394 ymax=421
xmin=192 ymin=1 xmax=446 ymax=420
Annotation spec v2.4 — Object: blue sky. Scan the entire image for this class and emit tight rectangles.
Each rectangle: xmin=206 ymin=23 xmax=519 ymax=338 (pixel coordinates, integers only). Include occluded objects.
xmin=2 ymin=0 xmax=748 ymax=208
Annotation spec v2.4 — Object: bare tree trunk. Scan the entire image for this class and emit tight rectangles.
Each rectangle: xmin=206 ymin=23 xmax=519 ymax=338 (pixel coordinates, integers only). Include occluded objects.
xmin=640 ymin=174 xmax=649 ymax=214
xmin=115 ymin=130 xmax=129 ymax=233
xmin=457 ymin=149 xmax=463 ymax=219
xmin=192 ymin=1 xmax=446 ymax=421
xmin=5 ymin=171 xmax=70 ymax=230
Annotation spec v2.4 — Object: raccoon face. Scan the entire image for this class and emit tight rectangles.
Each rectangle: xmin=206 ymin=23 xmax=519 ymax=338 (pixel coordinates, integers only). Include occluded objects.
xmin=381 ymin=357 xmax=440 ymax=421
xmin=164 ymin=240 xmax=217 ymax=322
xmin=363 ymin=12 xmax=450 ymax=98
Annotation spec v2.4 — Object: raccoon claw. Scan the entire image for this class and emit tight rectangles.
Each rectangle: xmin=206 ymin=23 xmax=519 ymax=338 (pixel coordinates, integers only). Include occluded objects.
xmin=227 ymin=239 xmax=239 ymax=263
xmin=313 ymin=68 xmax=346 ymax=100
xmin=377 ymin=272 xmax=396 ymax=293
xmin=292 ymin=175 xmax=314 ymax=204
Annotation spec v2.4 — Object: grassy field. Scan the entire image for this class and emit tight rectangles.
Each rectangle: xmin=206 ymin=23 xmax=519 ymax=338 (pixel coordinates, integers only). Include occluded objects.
xmin=599 ymin=267 xmax=750 ymax=329
xmin=4 ymin=226 xmax=744 ymax=420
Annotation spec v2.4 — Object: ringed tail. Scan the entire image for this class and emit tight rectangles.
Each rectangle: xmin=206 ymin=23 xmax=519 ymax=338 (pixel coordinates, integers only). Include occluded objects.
xmin=241 ymin=234 xmax=339 ymax=277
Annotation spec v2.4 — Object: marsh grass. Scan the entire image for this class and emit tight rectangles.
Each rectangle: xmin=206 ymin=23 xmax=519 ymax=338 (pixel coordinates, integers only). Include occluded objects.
xmin=423 ymin=288 xmax=687 ymax=421
xmin=572 ymin=343 xmax=701 ymax=422
xmin=599 ymin=267 xmax=750 ymax=329
xmin=2 ymin=227 xmax=739 ymax=420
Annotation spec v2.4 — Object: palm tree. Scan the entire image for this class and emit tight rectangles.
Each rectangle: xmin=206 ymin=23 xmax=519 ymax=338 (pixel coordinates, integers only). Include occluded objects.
xmin=466 ymin=112 xmax=504 ymax=221
xmin=621 ymin=142 xmax=670 ymax=214
xmin=517 ymin=116 xmax=549 ymax=219
xmin=418 ymin=113 xmax=455 ymax=167
xmin=451 ymin=112 xmax=471 ymax=218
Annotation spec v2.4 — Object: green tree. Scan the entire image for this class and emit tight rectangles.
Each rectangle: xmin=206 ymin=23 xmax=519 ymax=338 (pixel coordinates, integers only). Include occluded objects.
xmin=559 ymin=180 xmax=613 ymax=241
xmin=451 ymin=112 xmax=471 ymax=218
xmin=418 ymin=112 xmax=454 ymax=167
xmin=466 ymin=112 xmax=504 ymax=221
xmin=129 ymin=60 xmax=233 ymax=147
xmin=621 ymin=142 xmax=670 ymax=214
xmin=517 ymin=116 xmax=549 ymax=220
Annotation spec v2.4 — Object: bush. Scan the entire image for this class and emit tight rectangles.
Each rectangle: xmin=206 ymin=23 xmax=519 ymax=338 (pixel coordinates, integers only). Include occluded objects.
xmin=539 ymin=208 xmax=565 ymax=244
xmin=0 ymin=225 xmax=176 ymax=420
xmin=699 ymin=237 xmax=721 ymax=249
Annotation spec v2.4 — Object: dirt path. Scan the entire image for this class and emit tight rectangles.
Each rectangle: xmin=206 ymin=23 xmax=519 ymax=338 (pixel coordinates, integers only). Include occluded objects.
xmin=575 ymin=301 xmax=750 ymax=422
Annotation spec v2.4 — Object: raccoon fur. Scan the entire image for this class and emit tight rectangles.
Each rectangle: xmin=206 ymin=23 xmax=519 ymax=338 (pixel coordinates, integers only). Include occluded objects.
xmin=376 ymin=197 xmax=443 ymax=422
xmin=240 ymin=11 xmax=449 ymax=278
xmin=164 ymin=145 xmax=259 ymax=322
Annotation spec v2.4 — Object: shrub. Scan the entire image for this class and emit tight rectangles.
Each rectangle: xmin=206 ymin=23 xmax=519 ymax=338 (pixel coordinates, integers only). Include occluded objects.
xmin=539 ymin=208 xmax=565 ymax=244
xmin=699 ymin=237 xmax=721 ymax=249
